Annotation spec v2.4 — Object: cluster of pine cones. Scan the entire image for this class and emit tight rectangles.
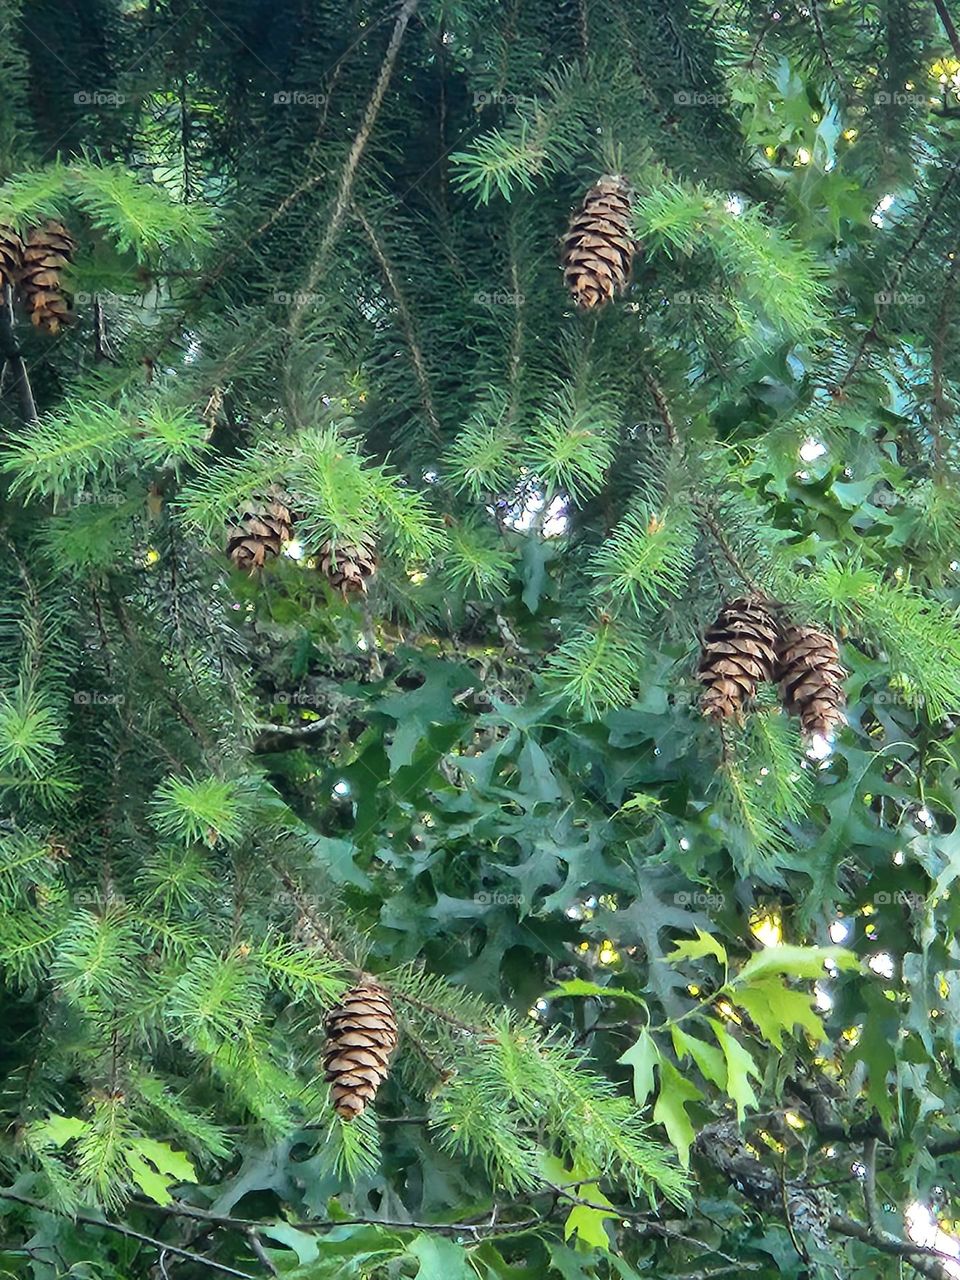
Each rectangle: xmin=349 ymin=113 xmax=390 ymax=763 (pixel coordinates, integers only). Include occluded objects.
xmin=0 ymin=222 xmax=76 ymax=334
xmin=698 ymin=597 xmax=846 ymax=738
xmin=225 ymin=488 xmax=378 ymax=595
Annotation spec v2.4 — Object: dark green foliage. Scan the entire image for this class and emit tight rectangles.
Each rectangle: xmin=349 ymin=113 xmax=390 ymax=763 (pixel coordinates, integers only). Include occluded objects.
xmin=0 ymin=3 xmax=960 ymax=1280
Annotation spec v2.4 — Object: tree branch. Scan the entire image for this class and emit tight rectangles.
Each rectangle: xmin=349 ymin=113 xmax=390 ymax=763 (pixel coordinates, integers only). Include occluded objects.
xmin=0 ymin=284 xmax=37 ymax=422
xmin=290 ymin=0 xmax=420 ymax=336
xmin=933 ymin=0 xmax=960 ymax=62
xmin=692 ymin=499 xmax=765 ymax=597
xmin=353 ymin=203 xmax=442 ymax=441
xmin=0 ymin=1191 xmax=256 ymax=1280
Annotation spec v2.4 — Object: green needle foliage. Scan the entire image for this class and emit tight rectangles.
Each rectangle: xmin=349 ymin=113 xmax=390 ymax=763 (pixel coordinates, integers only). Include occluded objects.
xmin=0 ymin=3 xmax=959 ymax=1280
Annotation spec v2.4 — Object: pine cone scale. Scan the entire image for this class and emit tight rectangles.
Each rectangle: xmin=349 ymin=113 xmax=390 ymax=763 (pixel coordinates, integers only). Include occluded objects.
xmin=226 ymin=489 xmax=294 ymax=571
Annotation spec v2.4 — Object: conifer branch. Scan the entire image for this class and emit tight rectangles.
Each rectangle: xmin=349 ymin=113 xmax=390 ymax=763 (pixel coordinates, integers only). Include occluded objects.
xmin=692 ymin=500 xmax=764 ymax=596
xmin=807 ymin=0 xmax=836 ymax=79
xmin=354 ymin=204 xmax=442 ymax=440
xmin=641 ymin=366 xmax=680 ymax=449
xmin=0 ymin=284 xmax=36 ymax=423
xmin=291 ymin=0 xmax=420 ymax=335
xmin=839 ymin=158 xmax=960 ymax=392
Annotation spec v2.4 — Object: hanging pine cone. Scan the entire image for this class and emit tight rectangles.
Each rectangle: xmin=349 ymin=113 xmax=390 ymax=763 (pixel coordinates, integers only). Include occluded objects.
xmin=776 ymin=623 xmax=846 ymax=737
xmin=0 ymin=226 xmax=23 ymax=293
xmin=225 ymin=491 xmax=294 ymax=570
xmin=319 ymin=532 xmax=377 ymax=595
xmin=323 ymin=979 xmax=398 ymax=1120
xmin=698 ymin=597 xmax=780 ymax=720
xmin=561 ymin=175 xmax=636 ymax=310
xmin=20 ymin=222 xmax=75 ymax=334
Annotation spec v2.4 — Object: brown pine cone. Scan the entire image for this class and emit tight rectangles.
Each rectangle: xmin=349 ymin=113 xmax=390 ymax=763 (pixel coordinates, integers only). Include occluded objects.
xmin=776 ymin=623 xmax=846 ymax=737
xmin=21 ymin=222 xmax=75 ymax=334
xmin=561 ymin=175 xmax=636 ymax=310
xmin=319 ymin=532 xmax=377 ymax=595
xmin=698 ymin=597 xmax=780 ymax=719
xmin=0 ymin=226 xmax=23 ymax=293
xmin=226 ymin=491 xmax=294 ymax=570
xmin=323 ymin=980 xmax=398 ymax=1120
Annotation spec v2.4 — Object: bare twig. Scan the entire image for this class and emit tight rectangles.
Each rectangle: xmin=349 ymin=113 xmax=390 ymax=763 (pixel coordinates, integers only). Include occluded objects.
xmin=244 ymin=1230 xmax=278 ymax=1277
xmin=641 ymin=365 xmax=680 ymax=449
xmin=692 ymin=499 xmax=764 ymax=596
xmin=0 ymin=1191 xmax=256 ymax=1280
xmin=831 ymin=1213 xmax=960 ymax=1280
xmin=353 ymin=204 xmax=442 ymax=440
xmin=290 ymin=0 xmax=420 ymax=336
xmin=932 ymin=249 xmax=960 ymax=466
xmin=0 ymin=284 xmax=37 ymax=422
xmin=838 ymin=157 xmax=960 ymax=393
xmin=933 ymin=0 xmax=960 ymax=61
xmin=863 ymin=1136 xmax=880 ymax=1231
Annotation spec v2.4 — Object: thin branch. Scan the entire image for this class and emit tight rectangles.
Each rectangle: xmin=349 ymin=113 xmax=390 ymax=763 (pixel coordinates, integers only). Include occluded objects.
xmin=641 ymin=365 xmax=680 ymax=449
xmin=838 ymin=157 xmax=960 ymax=393
xmin=290 ymin=0 xmax=420 ymax=336
xmin=353 ymin=204 xmax=442 ymax=440
xmin=830 ymin=1213 xmax=960 ymax=1280
xmin=932 ymin=249 xmax=960 ymax=466
xmin=863 ymin=1136 xmax=880 ymax=1231
xmin=692 ymin=499 xmax=764 ymax=596
xmin=0 ymin=284 xmax=37 ymax=422
xmin=933 ymin=0 xmax=960 ymax=61
xmin=807 ymin=0 xmax=836 ymax=79
xmin=129 ymin=1196 xmax=548 ymax=1240
xmin=244 ymin=1230 xmax=278 ymax=1277
xmin=0 ymin=1192 xmax=256 ymax=1280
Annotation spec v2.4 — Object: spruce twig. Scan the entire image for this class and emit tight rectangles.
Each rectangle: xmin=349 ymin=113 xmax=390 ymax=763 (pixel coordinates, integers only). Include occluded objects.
xmin=353 ymin=204 xmax=442 ymax=441
xmin=290 ymin=0 xmax=421 ymax=336
xmin=0 ymin=284 xmax=37 ymax=422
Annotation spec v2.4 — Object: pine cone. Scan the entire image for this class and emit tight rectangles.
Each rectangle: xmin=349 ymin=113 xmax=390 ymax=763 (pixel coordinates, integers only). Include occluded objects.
xmin=0 ymin=226 xmax=23 ymax=293
xmin=319 ymin=533 xmax=377 ymax=595
xmin=776 ymin=623 xmax=845 ymax=737
xmin=323 ymin=980 xmax=398 ymax=1120
xmin=226 ymin=491 xmax=294 ymax=571
xmin=698 ymin=597 xmax=779 ymax=719
xmin=20 ymin=221 xmax=75 ymax=334
xmin=561 ymin=175 xmax=636 ymax=310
